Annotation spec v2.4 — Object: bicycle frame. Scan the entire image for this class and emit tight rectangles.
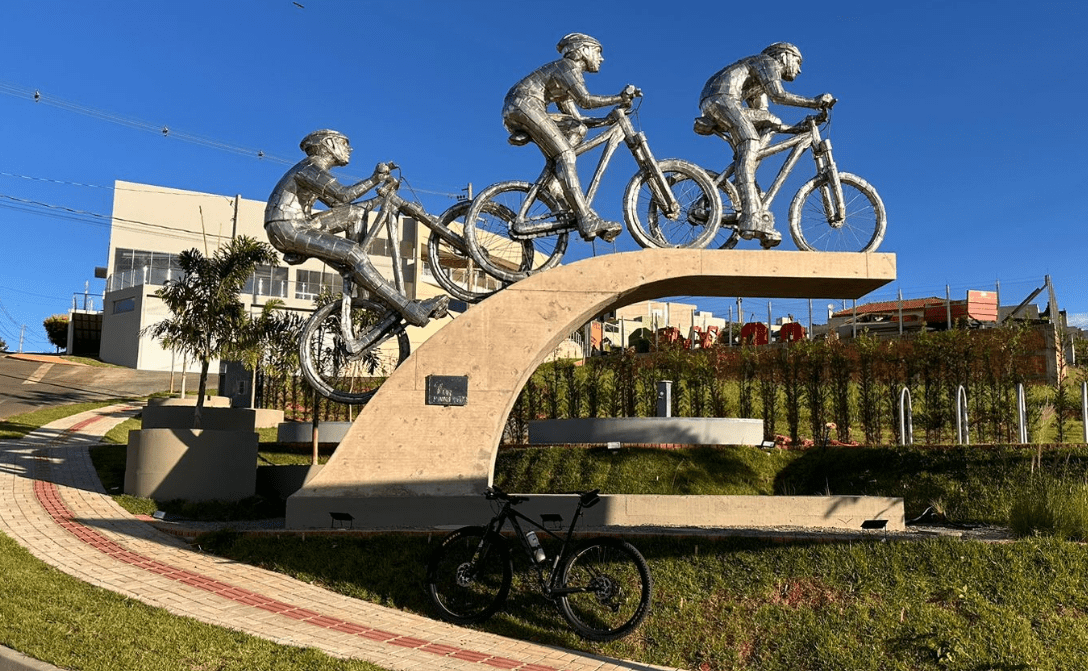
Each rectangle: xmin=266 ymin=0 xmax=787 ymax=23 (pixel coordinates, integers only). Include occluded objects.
xmin=712 ymin=116 xmax=847 ymax=224
xmin=481 ymin=495 xmax=592 ymax=598
xmin=518 ymin=106 xmax=680 ymax=232
xmin=327 ymin=177 xmax=473 ymax=355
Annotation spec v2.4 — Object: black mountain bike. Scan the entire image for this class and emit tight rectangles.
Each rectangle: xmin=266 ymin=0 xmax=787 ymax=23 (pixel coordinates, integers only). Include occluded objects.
xmin=426 ymin=486 xmax=652 ymax=642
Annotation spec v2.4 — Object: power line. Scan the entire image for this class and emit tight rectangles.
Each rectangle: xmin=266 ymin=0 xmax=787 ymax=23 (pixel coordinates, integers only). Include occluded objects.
xmin=0 ymin=80 xmax=465 ymax=199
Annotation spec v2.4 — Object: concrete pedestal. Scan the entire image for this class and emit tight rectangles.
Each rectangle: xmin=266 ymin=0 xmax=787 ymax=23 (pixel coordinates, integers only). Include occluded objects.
xmin=287 ymin=249 xmax=896 ymax=529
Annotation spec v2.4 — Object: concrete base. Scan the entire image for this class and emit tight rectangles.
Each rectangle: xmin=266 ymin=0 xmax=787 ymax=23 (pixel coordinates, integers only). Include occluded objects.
xmin=286 ymin=492 xmax=905 ymax=532
xmin=529 ymin=417 xmax=764 ymax=446
xmin=124 ymin=428 xmax=257 ymax=501
xmin=276 ymin=421 xmax=352 ymax=445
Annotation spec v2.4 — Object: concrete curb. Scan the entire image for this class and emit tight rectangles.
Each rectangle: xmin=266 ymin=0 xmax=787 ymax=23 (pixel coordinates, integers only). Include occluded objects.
xmin=0 ymin=646 xmax=61 ymax=671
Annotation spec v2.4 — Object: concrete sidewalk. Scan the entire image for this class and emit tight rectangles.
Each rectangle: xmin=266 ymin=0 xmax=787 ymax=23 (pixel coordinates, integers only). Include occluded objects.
xmin=0 ymin=404 xmax=679 ymax=671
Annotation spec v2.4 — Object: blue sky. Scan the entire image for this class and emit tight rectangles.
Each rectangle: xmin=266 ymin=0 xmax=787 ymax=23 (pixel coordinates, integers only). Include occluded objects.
xmin=2 ymin=0 xmax=1085 ymax=351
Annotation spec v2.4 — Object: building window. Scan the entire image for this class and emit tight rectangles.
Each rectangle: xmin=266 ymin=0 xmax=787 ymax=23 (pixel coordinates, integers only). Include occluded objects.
xmin=112 ymin=248 xmax=182 ymax=288
xmin=295 ymin=269 xmax=343 ymax=301
xmin=113 ymin=297 xmax=135 ymax=314
xmin=245 ymin=265 xmax=288 ymax=298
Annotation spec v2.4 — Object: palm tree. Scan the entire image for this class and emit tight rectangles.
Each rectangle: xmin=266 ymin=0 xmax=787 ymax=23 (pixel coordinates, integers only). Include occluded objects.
xmin=144 ymin=235 xmax=279 ymax=428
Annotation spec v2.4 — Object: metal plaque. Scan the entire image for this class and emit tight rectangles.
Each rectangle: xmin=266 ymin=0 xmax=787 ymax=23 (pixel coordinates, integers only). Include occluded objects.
xmin=426 ymin=375 xmax=468 ymax=406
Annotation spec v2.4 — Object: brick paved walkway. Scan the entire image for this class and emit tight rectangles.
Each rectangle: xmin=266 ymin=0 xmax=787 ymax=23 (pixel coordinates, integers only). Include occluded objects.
xmin=0 ymin=405 xmax=679 ymax=671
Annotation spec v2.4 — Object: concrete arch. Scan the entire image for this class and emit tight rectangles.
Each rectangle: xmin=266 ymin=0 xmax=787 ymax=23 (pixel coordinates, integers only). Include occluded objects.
xmin=287 ymin=249 xmax=894 ymax=528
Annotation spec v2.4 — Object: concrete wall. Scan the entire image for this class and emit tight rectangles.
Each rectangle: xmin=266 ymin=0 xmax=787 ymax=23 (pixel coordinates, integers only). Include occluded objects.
xmin=529 ymin=418 xmax=764 ymax=446
xmin=286 ymin=492 xmax=905 ymax=532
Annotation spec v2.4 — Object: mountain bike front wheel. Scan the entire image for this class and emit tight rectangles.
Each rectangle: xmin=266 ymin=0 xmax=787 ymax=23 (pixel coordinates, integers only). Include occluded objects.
xmin=556 ymin=537 xmax=652 ymax=642
xmin=787 ymin=172 xmax=886 ymax=252
xmin=298 ymin=297 xmax=409 ymax=405
xmin=623 ymin=159 xmax=722 ymax=249
xmin=427 ymin=526 xmax=513 ymax=624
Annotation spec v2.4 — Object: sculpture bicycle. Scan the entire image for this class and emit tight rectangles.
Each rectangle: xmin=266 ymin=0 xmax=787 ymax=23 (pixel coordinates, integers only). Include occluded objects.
xmin=462 ymin=90 xmax=724 ymax=283
xmin=298 ymin=169 xmax=515 ymax=404
xmin=691 ymin=105 xmax=887 ymax=252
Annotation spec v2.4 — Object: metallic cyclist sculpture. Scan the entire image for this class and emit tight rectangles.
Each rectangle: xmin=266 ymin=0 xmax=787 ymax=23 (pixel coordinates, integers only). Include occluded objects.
xmin=265 ymin=129 xmax=449 ymax=329
xmin=266 ymin=38 xmax=886 ymax=403
xmin=693 ymin=42 xmax=886 ymax=253
xmin=502 ymin=32 xmax=638 ymax=243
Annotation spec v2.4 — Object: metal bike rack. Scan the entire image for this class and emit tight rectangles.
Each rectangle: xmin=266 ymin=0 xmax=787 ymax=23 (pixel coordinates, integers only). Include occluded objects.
xmin=899 ymin=386 xmax=914 ymax=446
xmin=1016 ymin=383 xmax=1028 ymax=444
xmin=955 ymin=385 xmax=969 ymax=446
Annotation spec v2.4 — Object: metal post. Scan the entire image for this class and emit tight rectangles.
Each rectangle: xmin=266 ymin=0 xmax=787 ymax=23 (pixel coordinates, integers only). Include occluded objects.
xmin=899 ymin=387 xmax=913 ymax=446
xmin=945 ymin=284 xmax=952 ymax=329
xmin=956 ymin=385 xmax=969 ymax=445
xmin=767 ymin=301 xmax=772 ymax=342
xmin=656 ymin=381 xmax=672 ymax=418
xmin=852 ymin=299 xmax=857 ymax=338
xmin=1082 ymin=382 xmax=1087 ymax=444
xmin=808 ymin=299 xmax=813 ymax=340
xmin=1017 ymin=383 xmax=1028 ymax=444
xmin=898 ymin=288 xmax=903 ymax=336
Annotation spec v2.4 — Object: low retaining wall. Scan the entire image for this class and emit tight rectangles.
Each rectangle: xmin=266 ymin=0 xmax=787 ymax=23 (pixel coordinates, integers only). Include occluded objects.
xmin=276 ymin=421 xmax=352 ymax=445
xmin=286 ymin=492 xmax=905 ymax=532
xmin=529 ymin=417 xmax=764 ymax=446
xmin=124 ymin=428 xmax=257 ymax=501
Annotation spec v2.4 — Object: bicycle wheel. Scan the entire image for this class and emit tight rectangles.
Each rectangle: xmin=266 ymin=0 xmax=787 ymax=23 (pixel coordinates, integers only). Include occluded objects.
xmin=463 ymin=181 xmax=569 ymax=284
xmin=427 ymin=526 xmax=512 ymax=624
xmin=427 ymin=201 xmax=509 ymax=303
xmin=557 ymin=537 xmax=652 ymax=642
xmin=623 ymin=159 xmax=722 ymax=249
xmin=787 ymin=172 xmax=886 ymax=252
xmin=298 ymin=297 xmax=410 ymax=405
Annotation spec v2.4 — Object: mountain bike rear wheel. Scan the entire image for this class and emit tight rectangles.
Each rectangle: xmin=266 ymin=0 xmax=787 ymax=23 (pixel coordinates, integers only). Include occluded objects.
xmin=556 ymin=537 xmax=652 ymax=642
xmin=788 ymin=172 xmax=886 ymax=252
xmin=299 ymin=297 xmax=409 ymax=405
xmin=427 ymin=526 xmax=512 ymax=624
xmin=623 ymin=159 xmax=722 ymax=249
xmin=428 ymin=201 xmax=509 ymax=303
xmin=463 ymin=181 xmax=568 ymax=283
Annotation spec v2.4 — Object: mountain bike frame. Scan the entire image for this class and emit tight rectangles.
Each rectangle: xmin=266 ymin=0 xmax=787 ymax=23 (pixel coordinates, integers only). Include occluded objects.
xmin=711 ymin=111 xmax=847 ymax=227
xmin=478 ymin=487 xmax=601 ymax=597
xmin=514 ymin=103 xmax=680 ymax=236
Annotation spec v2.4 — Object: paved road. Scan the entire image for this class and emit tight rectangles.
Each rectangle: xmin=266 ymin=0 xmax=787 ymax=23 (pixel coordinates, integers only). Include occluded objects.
xmin=0 ymin=354 xmax=193 ymax=419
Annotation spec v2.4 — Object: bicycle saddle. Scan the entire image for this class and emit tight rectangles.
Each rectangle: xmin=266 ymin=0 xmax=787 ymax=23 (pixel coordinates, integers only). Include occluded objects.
xmin=281 ymin=252 xmax=307 ymax=265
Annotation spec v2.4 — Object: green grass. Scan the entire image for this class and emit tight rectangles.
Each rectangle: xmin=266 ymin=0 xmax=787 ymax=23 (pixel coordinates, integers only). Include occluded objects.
xmin=199 ymin=530 xmax=1088 ymax=671
xmin=0 ymin=533 xmax=387 ymax=671
xmin=495 ymin=444 xmax=1088 ymax=522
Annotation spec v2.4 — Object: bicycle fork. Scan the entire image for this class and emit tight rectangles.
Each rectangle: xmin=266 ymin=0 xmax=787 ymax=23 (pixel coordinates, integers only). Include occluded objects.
xmin=624 ymin=130 xmax=681 ymax=219
xmin=812 ymin=138 xmax=847 ymax=228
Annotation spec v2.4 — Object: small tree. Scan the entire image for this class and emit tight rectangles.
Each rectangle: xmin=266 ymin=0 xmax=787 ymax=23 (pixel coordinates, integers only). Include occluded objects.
xmin=143 ymin=236 xmax=278 ymax=428
xmin=43 ymin=314 xmax=69 ymax=352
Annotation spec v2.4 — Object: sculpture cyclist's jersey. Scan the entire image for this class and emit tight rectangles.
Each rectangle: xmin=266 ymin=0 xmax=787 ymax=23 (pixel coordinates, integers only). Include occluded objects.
xmin=699 ymin=54 xmax=780 ymax=106
xmin=265 ymin=158 xmax=356 ymax=224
